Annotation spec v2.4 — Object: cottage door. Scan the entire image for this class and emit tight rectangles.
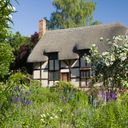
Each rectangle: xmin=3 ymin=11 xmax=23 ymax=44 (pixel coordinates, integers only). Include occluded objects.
xmin=61 ymin=73 xmax=69 ymax=82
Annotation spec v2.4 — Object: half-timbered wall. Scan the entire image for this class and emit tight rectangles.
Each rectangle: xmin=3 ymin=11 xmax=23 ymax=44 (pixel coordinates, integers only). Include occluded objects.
xmin=33 ymin=50 xmax=92 ymax=88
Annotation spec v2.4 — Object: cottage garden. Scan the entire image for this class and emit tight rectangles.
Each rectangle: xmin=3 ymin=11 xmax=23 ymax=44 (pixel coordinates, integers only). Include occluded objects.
xmin=0 ymin=0 xmax=128 ymax=128
xmin=0 ymin=35 xmax=128 ymax=128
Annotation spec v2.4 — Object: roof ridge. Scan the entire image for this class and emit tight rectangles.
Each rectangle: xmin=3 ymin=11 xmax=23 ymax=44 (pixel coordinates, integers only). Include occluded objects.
xmin=46 ymin=22 xmax=124 ymax=33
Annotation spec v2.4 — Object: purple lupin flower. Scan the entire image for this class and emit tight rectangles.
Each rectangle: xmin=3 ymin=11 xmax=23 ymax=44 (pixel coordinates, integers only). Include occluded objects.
xmin=26 ymin=99 xmax=28 ymax=105
xmin=16 ymin=96 xmax=19 ymax=102
xmin=20 ymin=98 xmax=22 ymax=103
xmin=68 ymin=98 xmax=71 ymax=100
xmin=70 ymin=92 xmax=74 ymax=97
xmin=115 ymin=88 xmax=117 ymax=92
xmin=28 ymin=100 xmax=31 ymax=104
xmin=93 ymin=99 xmax=96 ymax=107
xmin=62 ymin=100 xmax=66 ymax=104
xmin=25 ymin=92 xmax=28 ymax=96
xmin=16 ymin=86 xmax=18 ymax=90
xmin=62 ymin=96 xmax=64 ymax=99
xmin=21 ymin=91 xmax=23 ymax=97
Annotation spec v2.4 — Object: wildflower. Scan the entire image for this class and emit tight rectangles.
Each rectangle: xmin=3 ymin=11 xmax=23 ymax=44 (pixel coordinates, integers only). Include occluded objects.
xmin=21 ymin=91 xmax=23 ymax=97
xmin=30 ymin=89 xmax=32 ymax=92
xmin=16 ymin=96 xmax=19 ymax=102
xmin=25 ymin=92 xmax=28 ymax=96
xmin=70 ymin=92 xmax=74 ymax=97
xmin=28 ymin=100 xmax=31 ymax=104
xmin=16 ymin=86 xmax=18 ymax=90
xmin=41 ymin=114 xmax=46 ymax=118
xmin=50 ymin=117 xmax=54 ymax=119
xmin=20 ymin=86 xmax=23 ymax=89
xmin=62 ymin=100 xmax=66 ymax=104
xmin=62 ymin=96 xmax=64 ymax=99
xmin=68 ymin=98 xmax=71 ymax=100
xmin=93 ymin=99 xmax=96 ymax=107
xmin=20 ymin=98 xmax=22 ymax=103
xmin=41 ymin=119 xmax=45 ymax=122
xmin=54 ymin=115 xmax=58 ymax=119
xmin=25 ymin=99 xmax=29 ymax=105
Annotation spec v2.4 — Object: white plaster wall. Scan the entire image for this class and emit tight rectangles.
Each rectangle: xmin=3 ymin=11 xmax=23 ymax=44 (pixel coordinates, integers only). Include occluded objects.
xmin=41 ymin=61 xmax=48 ymax=69
xmin=41 ymin=80 xmax=48 ymax=87
xmin=61 ymin=69 xmax=69 ymax=73
xmin=33 ymin=70 xmax=40 ymax=79
xmin=41 ymin=70 xmax=48 ymax=79
xmin=55 ymin=60 xmax=59 ymax=70
xmin=61 ymin=61 xmax=68 ymax=68
xmin=71 ymin=79 xmax=79 ymax=87
xmin=71 ymin=68 xmax=79 ymax=77
xmin=81 ymin=81 xmax=86 ymax=87
xmin=49 ymin=60 xmax=54 ymax=70
xmin=71 ymin=60 xmax=79 ymax=67
xmin=33 ymin=63 xmax=40 ymax=69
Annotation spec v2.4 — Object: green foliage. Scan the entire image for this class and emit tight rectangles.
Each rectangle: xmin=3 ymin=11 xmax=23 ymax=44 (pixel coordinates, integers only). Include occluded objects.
xmin=85 ymin=35 xmax=128 ymax=88
xmin=7 ymin=32 xmax=30 ymax=50
xmin=8 ymin=72 xmax=26 ymax=85
xmin=0 ymin=81 xmax=128 ymax=127
xmin=0 ymin=0 xmax=18 ymax=80
xmin=0 ymin=42 xmax=14 ymax=80
xmin=54 ymin=81 xmax=77 ymax=89
xmin=45 ymin=0 xmax=98 ymax=29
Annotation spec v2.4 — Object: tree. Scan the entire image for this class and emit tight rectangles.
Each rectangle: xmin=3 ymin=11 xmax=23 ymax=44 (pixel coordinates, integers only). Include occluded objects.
xmin=11 ymin=32 xmax=39 ymax=74
xmin=85 ymin=35 xmax=128 ymax=88
xmin=7 ymin=32 xmax=30 ymax=50
xmin=0 ymin=0 xmax=17 ymax=80
xmin=45 ymin=0 xmax=97 ymax=29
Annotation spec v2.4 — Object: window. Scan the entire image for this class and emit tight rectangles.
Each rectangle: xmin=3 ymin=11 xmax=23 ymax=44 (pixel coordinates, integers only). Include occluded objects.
xmin=48 ymin=52 xmax=58 ymax=60
xmin=49 ymin=71 xmax=59 ymax=81
xmin=81 ymin=70 xmax=91 ymax=78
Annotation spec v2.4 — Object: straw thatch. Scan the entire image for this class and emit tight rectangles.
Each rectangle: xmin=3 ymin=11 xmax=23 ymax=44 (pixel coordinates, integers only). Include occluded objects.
xmin=27 ymin=22 xmax=127 ymax=63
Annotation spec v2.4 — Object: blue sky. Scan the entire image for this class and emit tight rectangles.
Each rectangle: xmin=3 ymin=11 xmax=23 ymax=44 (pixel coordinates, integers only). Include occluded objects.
xmin=11 ymin=0 xmax=128 ymax=37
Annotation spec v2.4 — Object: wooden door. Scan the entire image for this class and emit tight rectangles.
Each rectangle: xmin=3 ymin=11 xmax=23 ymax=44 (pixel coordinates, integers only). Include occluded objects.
xmin=61 ymin=73 xmax=69 ymax=82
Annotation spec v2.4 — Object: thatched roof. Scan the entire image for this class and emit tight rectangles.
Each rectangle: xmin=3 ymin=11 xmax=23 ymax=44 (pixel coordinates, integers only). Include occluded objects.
xmin=27 ymin=22 xmax=127 ymax=63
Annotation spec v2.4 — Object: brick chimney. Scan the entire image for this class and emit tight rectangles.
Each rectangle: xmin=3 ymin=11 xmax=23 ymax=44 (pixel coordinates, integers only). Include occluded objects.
xmin=39 ymin=19 xmax=46 ymax=39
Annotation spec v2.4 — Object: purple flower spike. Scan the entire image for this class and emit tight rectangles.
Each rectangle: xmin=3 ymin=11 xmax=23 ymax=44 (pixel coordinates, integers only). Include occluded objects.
xmin=20 ymin=86 xmax=23 ymax=89
xmin=25 ymin=92 xmax=28 ymax=96
xmin=68 ymin=98 xmax=71 ymax=100
xmin=115 ymin=88 xmax=117 ymax=91
xmin=21 ymin=91 xmax=23 ymax=96
xmin=20 ymin=98 xmax=22 ymax=103
xmin=26 ymin=99 xmax=28 ymax=105
xmin=30 ymin=89 xmax=32 ymax=92
xmin=28 ymin=100 xmax=31 ymax=104
xmin=70 ymin=93 xmax=74 ymax=97
xmin=16 ymin=86 xmax=18 ymax=90
xmin=62 ymin=96 xmax=64 ymax=99
xmin=16 ymin=96 xmax=19 ymax=102
xmin=96 ymin=92 xmax=98 ymax=96
xmin=93 ymin=99 xmax=96 ymax=107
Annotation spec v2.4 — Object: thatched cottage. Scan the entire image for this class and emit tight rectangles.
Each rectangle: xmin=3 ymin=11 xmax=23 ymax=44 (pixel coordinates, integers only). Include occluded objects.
xmin=27 ymin=20 xmax=127 ymax=87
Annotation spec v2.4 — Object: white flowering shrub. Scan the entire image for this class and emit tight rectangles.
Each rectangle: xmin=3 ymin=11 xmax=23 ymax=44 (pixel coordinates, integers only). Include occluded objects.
xmin=85 ymin=35 xmax=128 ymax=88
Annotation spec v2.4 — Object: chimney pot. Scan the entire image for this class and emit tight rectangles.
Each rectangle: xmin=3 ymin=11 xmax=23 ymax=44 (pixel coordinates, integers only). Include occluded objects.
xmin=39 ymin=19 xmax=46 ymax=39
